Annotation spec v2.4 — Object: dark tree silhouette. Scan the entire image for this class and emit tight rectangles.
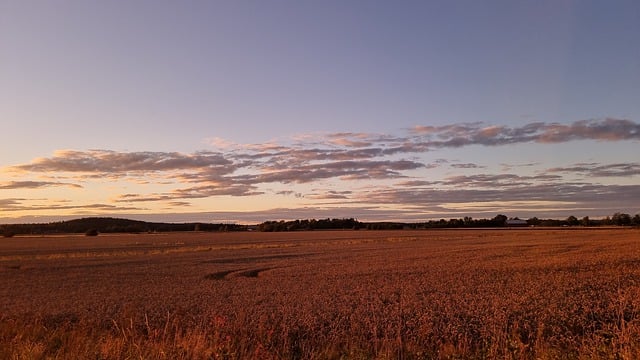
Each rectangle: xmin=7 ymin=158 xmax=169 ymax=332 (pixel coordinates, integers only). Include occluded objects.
xmin=612 ymin=212 xmax=632 ymax=226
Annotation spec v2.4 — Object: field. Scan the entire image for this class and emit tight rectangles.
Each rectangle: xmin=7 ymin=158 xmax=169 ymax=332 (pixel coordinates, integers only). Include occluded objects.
xmin=1 ymin=228 xmax=640 ymax=359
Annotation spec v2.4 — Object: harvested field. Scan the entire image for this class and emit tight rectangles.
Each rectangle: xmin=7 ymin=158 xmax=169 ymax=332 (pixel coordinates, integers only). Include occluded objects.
xmin=1 ymin=228 xmax=640 ymax=359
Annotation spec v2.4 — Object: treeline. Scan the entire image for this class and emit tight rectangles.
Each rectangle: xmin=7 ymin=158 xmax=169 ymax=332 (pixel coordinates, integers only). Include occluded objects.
xmin=255 ymin=213 xmax=640 ymax=232
xmin=1 ymin=212 xmax=639 ymax=237
xmin=255 ymin=215 xmax=514 ymax=232
xmin=0 ymin=217 xmax=246 ymax=237
xmin=413 ymin=212 xmax=640 ymax=229
xmin=257 ymin=218 xmax=362 ymax=232
xmin=256 ymin=213 xmax=640 ymax=232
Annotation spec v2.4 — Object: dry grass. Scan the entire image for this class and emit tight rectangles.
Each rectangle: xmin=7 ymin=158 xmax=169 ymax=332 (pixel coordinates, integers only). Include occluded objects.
xmin=1 ymin=228 xmax=640 ymax=359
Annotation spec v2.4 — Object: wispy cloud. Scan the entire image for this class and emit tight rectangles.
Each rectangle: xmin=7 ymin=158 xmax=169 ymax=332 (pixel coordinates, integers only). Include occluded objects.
xmin=11 ymin=150 xmax=233 ymax=174
xmin=0 ymin=198 xmax=143 ymax=212
xmin=233 ymin=160 xmax=424 ymax=184
xmin=410 ymin=118 xmax=640 ymax=147
xmin=274 ymin=190 xmax=303 ymax=198
xmin=0 ymin=181 xmax=82 ymax=189
xmin=325 ymin=132 xmax=375 ymax=148
xmin=116 ymin=182 xmax=263 ymax=203
xmin=441 ymin=174 xmax=563 ymax=188
xmin=0 ymin=199 xmax=26 ymax=209
xmin=547 ymin=162 xmax=640 ymax=178
xmin=306 ymin=190 xmax=353 ymax=200
xmin=450 ymin=163 xmax=484 ymax=169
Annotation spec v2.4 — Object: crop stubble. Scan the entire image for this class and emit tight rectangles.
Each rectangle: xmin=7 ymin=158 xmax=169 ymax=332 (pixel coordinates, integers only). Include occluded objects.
xmin=1 ymin=228 xmax=640 ymax=359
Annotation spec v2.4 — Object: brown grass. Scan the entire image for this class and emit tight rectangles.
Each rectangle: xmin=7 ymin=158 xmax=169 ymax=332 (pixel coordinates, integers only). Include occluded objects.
xmin=1 ymin=228 xmax=640 ymax=359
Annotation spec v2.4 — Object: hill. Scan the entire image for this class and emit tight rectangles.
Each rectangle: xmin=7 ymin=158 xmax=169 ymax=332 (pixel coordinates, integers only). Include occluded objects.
xmin=0 ymin=217 xmax=246 ymax=236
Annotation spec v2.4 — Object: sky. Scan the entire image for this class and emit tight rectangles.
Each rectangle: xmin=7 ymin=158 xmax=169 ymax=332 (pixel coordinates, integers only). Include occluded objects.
xmin=1 ymin=0 xmax=639 ymax=224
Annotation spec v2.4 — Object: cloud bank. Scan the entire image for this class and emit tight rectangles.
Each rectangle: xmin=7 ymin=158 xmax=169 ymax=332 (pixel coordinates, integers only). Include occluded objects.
xmin=2 ymin=118 xmax=639 ymax=222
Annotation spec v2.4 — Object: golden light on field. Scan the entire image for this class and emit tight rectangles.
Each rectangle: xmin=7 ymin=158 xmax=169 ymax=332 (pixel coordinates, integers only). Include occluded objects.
xmin=2 ymin=228 xmax=640 ymax=358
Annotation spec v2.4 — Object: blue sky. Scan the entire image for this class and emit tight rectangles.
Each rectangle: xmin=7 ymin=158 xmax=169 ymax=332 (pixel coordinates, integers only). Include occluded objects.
xmin=1 ymin=1 xmax=639 ymax=223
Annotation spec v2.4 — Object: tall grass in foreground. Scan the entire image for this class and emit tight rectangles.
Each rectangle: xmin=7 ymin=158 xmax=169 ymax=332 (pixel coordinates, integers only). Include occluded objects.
xmin=2 ymin=292 xmax=639 ymax=360
xmin=0 ymin=313 xmax=233 ymax=360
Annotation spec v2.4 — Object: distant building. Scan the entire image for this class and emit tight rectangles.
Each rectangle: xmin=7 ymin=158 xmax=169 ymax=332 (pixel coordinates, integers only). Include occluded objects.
xmin=505 ymin=218 xmax=528 ymax=227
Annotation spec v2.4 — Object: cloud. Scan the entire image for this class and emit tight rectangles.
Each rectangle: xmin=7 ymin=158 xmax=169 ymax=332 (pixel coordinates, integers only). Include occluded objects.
xmin=11 ymin=150 xmax=233 ymax=174
xmin=326 ymin=132 xmax=374 ymax=148
xmin=547 ymin=162 xmax=640 ymax=178
xmin=450 ymin=163 xmax=484 ymax=169
xmin=5 ymin=147 xmax=424 ymax=205
xmin=207 ymin=137 xmax=238 ymax=149
xmin=352 ymin=182 xmax=640 ymax=216
xmin=500 ymin=162 xmax=540 ymax=171
xmin=305 ymin=190 xmax=353 ymax=200
xmin=116 ymin=182 xmax=263 ymax=203
xmin=537 ymin=119 xmax=640 ymax=143
xmin=0 ymin=198 xmax=26 ymax=209
xmin=395 ymin=180 xmax=438 ymax=187
xmin=9 ymin=118 xmax=639 ymax=181
xmin=4 ymin=117 xmax=639 ymax=219
xmin=0 ymin=198 xmax=143 ymax=212
xmin=275 ymin=190 xmax=303 ymax=198
xmin=409 ymin=118 xmax=640 ymax=148
xmin=0 ymin=181 xmax=82 ymax=189
xmin=411 ymin=122 xmax=484 ymax=136
xmin=233 ymin=160 xmax=424 ymax=184
xmin=166 ymin=201 xmax=193 ymax=207
xmin=441 ymin=174 xmax=563 ymax=188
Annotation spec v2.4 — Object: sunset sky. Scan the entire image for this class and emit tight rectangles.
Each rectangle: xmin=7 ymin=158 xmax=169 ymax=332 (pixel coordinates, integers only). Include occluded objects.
xmin=1 ymin=1 xmax=639 ymax=224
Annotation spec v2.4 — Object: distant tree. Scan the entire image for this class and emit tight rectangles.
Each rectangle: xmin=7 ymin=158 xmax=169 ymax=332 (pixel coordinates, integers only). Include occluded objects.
xmin=527 ymin=217 xmax=541 ymax=226
xmin=612 ymin=212 xmax=632 ymax=226
xmin=581 ymin=216 xmax=591 ymax=227
xmin=85 ymin=229 xmax=99 ymax=236
xmin=632 ymin=214 xmax=640 ymax=226
xmin=492 ymin=214 xmax=508 ymax=227
xmin=566 ymin=216 xmax=579 ymax=226
xmin=445 ymin=218 xmax=461 ymax=228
